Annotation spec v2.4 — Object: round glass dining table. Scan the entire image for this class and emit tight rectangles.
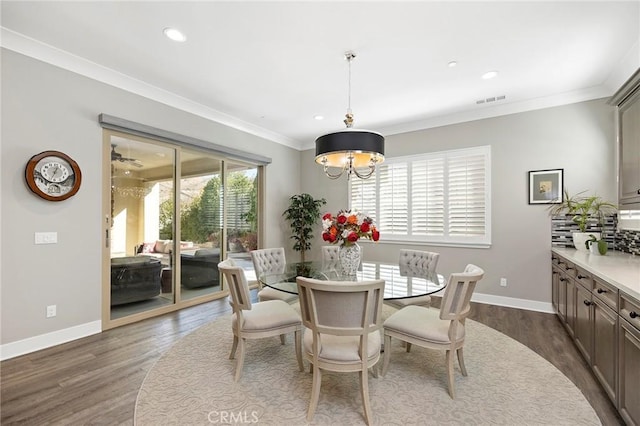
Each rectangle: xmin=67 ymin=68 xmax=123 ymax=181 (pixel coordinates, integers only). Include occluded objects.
xmin=258 ymin=261 xmax=445 ymax=301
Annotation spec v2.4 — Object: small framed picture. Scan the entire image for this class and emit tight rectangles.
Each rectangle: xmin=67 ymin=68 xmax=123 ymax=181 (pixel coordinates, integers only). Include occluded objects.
xmin=528 ymin=169 xmax=563 ymax=204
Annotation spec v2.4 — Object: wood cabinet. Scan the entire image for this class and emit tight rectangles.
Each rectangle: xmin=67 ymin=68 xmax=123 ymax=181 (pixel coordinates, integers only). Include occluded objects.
xmin=610 ymin=68 xmax=640 ymax=208
xmin=552 ymin=256 xmax=576 ymax=332
xmin=574 ymin=282 xmax=593 ymax=363
xmin=552 ymin=251 xmax=640 ymax=425
xmin=619 ymin=292 xmax=640 ymax=426
xmin=592 ymin=295 xmax=618 ymax=403
xmin=551 ymin=263 xmax=559 ymax=313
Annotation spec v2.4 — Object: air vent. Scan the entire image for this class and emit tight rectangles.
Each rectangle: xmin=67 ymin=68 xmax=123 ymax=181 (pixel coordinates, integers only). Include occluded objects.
xmin=476 ymin=95 xmax=506 ymax=105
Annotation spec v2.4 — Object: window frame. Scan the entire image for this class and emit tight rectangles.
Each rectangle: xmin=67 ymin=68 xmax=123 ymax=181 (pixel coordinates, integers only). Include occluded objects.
xmin=349 ymin=145 xmax=492 ymax=248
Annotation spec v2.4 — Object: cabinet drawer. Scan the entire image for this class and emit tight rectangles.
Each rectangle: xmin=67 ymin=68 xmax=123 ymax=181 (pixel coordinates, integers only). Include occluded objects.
xmin=620 ymin=292 xmax=640 ymax=331
xmin=575 ymin=267 xmax=594 ymax=290
xmin=592 ymin=277 xmax=619 ymax=311
xmin=557 ymin=259 xmax=577 ymax=277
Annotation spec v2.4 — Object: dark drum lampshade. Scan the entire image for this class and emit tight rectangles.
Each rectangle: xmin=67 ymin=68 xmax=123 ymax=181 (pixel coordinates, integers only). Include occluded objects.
xmin=314 ymin=52 xmax=385 ymax=180
xmin=315 ymin=129 xmax=384 ymax=179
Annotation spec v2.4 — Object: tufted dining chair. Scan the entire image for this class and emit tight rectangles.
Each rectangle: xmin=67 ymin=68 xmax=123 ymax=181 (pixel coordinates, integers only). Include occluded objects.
xmin=218 ymin=258 xmax=303 ymax=382
xmin=250 ymin=247 xmax=297 ymax=303
xmin=296 ymin=276 xmax=385 ymax=425
xmin=385 ymin=249 xmax=440 ymax=309
xmin=321 ymin=245 xmax=341 ymax=277
xmin=381 ymin=264 xmax=484 ymax=398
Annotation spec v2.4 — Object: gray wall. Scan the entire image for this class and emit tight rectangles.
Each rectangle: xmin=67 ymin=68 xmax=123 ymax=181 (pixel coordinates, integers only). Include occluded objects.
xmin=1 ymin=49 xmax=300 ymax=347
xmin=301 ymin=99 xmax=617 ymax=306
xmin=0 ymin=46 xmax=619 ymax=352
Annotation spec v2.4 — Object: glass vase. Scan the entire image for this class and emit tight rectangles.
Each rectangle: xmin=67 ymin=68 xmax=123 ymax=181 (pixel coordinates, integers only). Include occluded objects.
xmin=339 ymin=243 xmax=361 ymax=278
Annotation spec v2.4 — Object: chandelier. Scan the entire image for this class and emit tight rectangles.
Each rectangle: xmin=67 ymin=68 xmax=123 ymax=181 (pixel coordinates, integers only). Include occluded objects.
xmin=315 ymin=52 xmax=385 ymax=180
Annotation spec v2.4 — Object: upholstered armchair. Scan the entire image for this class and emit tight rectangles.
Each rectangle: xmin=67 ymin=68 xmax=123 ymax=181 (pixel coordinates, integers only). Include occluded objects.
xmin=218 ymin=258 xmax=303 ymax=382
xmin=382 ymin=264 xmax=485 ymax=398
xmin=385 ymin=249 xmax=440 ymax=309
xmin=250 ymin=247 xmax=297 ymax=303
xmin=296 ymin=276 xmax=385 ymax=425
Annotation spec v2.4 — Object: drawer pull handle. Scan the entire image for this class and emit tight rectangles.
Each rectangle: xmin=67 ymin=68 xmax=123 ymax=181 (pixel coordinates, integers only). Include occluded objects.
xmin=559 ymin=278 xmax=566 ymax=282
xmin=566 ymin=267 xmax=574 ymax=271
xmin=597 ymin=288 xmax=606 ymax=294
xmin=577 ymin=275 xmax=587 ymax=279
xmin=583 ymin=300 xmax=592 ymax=306
xmin=631 ymin=311 xmax=639 ymax=319
xmin=637 ymin=189 xmax=640 ymax=195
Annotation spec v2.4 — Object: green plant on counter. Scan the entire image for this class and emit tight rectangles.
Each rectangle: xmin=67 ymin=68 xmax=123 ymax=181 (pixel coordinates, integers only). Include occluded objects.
xmin=586 ymin=234 xmax=608 ymax=255
xmin=548 ymin=189 xmax=617 ymax=232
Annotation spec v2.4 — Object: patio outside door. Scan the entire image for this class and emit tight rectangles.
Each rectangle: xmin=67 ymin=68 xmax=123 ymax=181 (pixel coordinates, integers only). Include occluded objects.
xmin=104 ymin=131 xmax=259 ymax=328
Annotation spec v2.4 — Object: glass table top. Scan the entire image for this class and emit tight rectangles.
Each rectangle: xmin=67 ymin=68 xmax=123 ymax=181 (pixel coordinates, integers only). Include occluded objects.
xmin=258 ymin=261 xmax=445 ymax=301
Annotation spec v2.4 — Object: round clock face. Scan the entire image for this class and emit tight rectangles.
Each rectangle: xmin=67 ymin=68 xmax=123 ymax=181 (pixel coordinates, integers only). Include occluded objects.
xmin=25 ymin=151 xmax=82 ymax=201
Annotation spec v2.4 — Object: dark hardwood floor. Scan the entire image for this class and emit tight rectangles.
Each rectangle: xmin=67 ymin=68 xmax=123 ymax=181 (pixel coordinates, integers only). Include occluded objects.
xmin=1 ymin=293 xmax=624 ymax=425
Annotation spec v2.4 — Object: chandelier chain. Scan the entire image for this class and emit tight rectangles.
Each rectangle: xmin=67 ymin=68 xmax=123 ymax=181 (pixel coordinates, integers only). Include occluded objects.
xmin=344 ymin=52 xmax=355 ymax=128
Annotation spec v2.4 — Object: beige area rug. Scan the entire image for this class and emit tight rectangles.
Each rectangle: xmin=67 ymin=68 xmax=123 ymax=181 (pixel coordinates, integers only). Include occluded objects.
xmin=135 ymin=305 xmax=600 ymax=426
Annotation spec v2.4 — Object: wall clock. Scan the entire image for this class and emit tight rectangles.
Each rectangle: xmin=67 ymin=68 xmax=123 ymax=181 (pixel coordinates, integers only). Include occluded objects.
xmin=25 ymin=150 xmax=82 ymax=201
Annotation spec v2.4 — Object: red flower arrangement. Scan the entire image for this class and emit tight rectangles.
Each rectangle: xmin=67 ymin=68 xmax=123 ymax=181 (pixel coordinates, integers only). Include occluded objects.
xmin=321 ymin=210 xmax=380 ymax=247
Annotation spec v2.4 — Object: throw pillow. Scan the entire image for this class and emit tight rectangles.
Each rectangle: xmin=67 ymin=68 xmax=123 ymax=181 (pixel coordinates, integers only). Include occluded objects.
xmin=141 ymin=242 xmax=155 ymax=253
xmin=154 ymin=240 xmax=167 ymax=253
xmin=164 ymin=242 xmax=174 ymax=254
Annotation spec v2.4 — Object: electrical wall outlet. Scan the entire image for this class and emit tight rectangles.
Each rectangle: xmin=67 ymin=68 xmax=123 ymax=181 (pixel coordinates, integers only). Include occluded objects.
xmin=500 ymin=278 xmax=507 ymax=287
xmin=35 ymin=232 xmax=58 ymax=244
xmin=46 ymin=305 xmax=57 ymax=318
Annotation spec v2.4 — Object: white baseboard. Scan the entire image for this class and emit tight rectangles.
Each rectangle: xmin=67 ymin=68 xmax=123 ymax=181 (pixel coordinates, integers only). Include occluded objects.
xmin=0 ymin=321 xmax=102 ymax=361
xmin=471 ymin=292 xmax=555 ymax=314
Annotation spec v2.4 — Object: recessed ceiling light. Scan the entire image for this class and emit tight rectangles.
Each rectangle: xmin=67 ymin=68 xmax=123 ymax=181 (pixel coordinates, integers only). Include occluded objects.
xmin=163 ymin=27 xmax=186 ymax=42
xmin=482 ymin=70 xmax=499 ymax=80
xmin=448 ymin=61 xmax=458 ymax=68
xmin=314 ymin=115 xmax=324 ymax=121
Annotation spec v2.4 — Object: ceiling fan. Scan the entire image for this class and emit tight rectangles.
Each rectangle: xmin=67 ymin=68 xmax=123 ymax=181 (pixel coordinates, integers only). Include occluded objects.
xmin=111 ymin=144 xmax=143 ymax=168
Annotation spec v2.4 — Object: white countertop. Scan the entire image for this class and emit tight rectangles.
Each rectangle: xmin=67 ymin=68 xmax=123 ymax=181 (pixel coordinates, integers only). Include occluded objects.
xmin=552 ymin=248 xmax=640 ymax=301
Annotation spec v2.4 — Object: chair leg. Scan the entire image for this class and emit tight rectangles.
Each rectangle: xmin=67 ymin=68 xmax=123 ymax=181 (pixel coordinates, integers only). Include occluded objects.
xmin=234 ymin=338 xmax=246 ymax=382
xmin=445 ymin=349 xmax=455 ymax=399
xmin=294 ymin=329 xmax=304 ymax=372
xmin=229 ymin=335 xmax=239 ymax=359
xmin=360 ymin=369 xmax=373 ymax=426
xmin=381 ymin=334 xmax=392 ymax=376
xmin=280 ymin=334 xmax=286 ymax=345
xmin=457 ymin=347 xmax=468 ymax=376
xmin=307 ymin=364 xmax=322 ymax=422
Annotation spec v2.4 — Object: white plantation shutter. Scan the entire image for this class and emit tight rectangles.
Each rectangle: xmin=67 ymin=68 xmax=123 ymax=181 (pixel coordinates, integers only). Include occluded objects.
xmin=379 ymin=163 xmax=408 ymax=235
xmin=447 ymin=152 xmax=487 ymax=238
xmin=349 ymin=146 xmax=491 ymax=247
xmin=351 ymin=174 xmax=377 ymax=224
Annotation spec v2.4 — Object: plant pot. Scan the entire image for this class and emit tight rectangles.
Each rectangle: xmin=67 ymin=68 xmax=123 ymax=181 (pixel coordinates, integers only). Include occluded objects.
xmin=588 ymin=239 xmax=608 ymax=255
xmin=573 ymin=232 xmax=600 ymax=251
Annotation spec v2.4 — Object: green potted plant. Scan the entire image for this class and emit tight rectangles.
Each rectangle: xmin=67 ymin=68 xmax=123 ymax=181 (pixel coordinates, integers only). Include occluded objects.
xmin=282 ymin=193 xmax=327 ymax=265
xmin=585 ymin=234 xmax=608 ymax=255
xmin=548 ymin=189 xmax=617 ymax=251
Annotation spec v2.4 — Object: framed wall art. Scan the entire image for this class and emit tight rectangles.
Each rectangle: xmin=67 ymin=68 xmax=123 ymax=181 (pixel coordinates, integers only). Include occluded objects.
xmin=528 ymin=169 xmax=563 ymax=204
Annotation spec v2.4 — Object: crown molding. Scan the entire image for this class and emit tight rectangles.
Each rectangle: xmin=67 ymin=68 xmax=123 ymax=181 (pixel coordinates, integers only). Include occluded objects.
xmin=0 ymin=27 xmax=301 ymax=150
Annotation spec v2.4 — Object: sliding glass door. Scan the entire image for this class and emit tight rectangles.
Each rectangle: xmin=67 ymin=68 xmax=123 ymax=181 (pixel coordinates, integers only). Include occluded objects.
xmin=104 ymin=130 xmax=260 ymax=328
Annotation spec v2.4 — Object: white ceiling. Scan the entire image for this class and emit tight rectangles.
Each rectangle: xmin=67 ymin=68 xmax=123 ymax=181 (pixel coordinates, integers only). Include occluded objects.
xmin=2 ymin=1 xmax=639 ymax=151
